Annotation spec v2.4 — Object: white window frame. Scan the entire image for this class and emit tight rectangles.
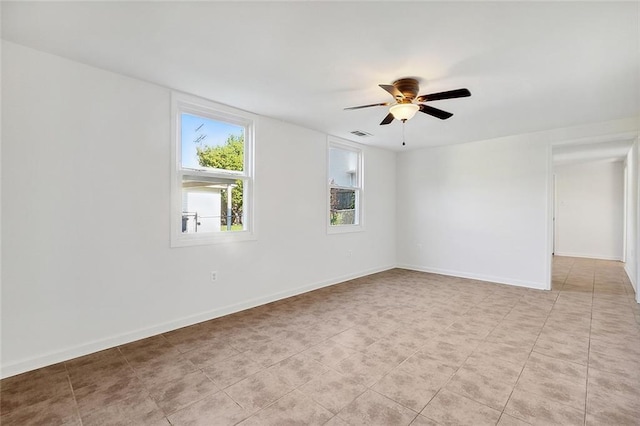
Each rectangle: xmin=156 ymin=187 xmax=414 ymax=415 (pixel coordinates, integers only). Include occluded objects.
xmin=171 ymin=92 xmax=255 ymax=247
xmin=327 ymin=136 xmax=364 ymax=234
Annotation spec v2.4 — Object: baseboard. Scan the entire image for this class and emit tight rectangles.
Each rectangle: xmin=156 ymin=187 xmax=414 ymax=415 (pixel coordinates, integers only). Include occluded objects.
xmin=396 ymin=263 xmax=547 ymax=290
xmin=0 ymin=264 xmax=395 ymax=379
xmin=554 ymin=252 xmax=623 ymax=261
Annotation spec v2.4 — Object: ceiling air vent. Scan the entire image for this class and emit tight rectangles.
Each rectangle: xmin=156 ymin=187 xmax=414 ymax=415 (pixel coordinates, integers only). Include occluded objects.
xmin=350 ymin=130 xmax=372 ymax=138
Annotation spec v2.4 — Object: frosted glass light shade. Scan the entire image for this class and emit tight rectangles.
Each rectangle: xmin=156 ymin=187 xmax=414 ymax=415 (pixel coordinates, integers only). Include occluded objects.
xmin=389 ymin=103 xmax=419 ymax=121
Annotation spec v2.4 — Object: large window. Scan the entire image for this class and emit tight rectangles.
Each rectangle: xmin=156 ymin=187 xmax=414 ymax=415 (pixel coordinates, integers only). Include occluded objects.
xmin=328 ymin=138 xmax=363 ymax=232
xmin=171 ymin=93 xmax=254 ymax=247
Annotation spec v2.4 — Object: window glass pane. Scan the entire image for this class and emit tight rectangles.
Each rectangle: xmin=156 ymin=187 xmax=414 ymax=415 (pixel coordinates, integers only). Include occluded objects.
xmin=329 ymin=148 xmax=358 ymax=187
xmin=181 ymin=113 xmax=244 ymax=172
xmin=181 ymin=175 xmax=245 ymax=233
xmin=330 ymin=188 xmax=357 ymax=225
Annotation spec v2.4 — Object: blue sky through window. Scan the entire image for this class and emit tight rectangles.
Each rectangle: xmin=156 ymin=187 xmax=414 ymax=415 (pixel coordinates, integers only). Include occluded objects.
xmin=181 ymin=113 xmax=244 ymax=169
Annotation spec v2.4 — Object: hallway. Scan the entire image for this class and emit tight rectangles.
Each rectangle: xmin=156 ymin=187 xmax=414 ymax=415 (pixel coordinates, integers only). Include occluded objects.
xmin=548 ymin=256 xmax=639 ymax=424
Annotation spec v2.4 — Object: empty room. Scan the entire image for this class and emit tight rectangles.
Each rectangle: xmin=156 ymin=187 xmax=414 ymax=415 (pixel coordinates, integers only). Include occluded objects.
xmin=1 ymin=2 xmax=639 ymax=425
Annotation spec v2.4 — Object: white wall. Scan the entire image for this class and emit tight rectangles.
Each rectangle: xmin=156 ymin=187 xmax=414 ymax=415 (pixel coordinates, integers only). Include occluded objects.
xmin=0 ymin=42 xmax=397 ymax=378
xmin=396 ymin=133 xmax=551 ymax=289
xmin=554 ymin=161 xmax=624 ymax=260
xmin=626 ymin=141 xmax=639 ymax=294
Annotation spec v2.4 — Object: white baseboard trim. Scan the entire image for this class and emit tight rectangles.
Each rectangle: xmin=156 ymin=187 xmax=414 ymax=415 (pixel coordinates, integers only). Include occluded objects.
xmin=396 ymin=263 xmax=547 ymax=291
xmin=0 ymin=264 xmax=395 ymax=379
xmin=554 ymin=252 xmax=623 ymax=261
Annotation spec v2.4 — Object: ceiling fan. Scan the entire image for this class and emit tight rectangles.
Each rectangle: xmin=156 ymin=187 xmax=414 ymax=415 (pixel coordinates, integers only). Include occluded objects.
xmin=345 ymin=78 xmax=471 ymax=125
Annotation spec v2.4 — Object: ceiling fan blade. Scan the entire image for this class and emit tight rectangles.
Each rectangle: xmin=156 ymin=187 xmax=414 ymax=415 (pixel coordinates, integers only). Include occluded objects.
xmin=380 ymin=112 xmax=395 ymax=125
xmin=419 ymin=104 xmax=453 ymax=120
xmin=344 ymin=102 xmax=390 ymax=110
xmin=417 ymin=88 xmax=471 ymax=103
xmin=379 ymin=84 xmax=405 ymax=100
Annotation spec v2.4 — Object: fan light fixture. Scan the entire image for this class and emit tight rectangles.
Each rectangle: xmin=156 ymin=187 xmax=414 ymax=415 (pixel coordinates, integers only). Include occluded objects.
xmin=389 ymin=103 xmax=419 ymax=121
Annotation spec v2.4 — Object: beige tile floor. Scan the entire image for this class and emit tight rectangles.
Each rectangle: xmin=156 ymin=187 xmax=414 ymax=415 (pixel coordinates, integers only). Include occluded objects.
xmin=1 ymin=256 xmax=639 ymax=425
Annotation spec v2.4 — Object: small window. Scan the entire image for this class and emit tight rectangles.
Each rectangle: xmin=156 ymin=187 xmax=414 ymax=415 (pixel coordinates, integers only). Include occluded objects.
xmin=171 ymin=93 xmax=254 ymax=247
xmin=328 ymin=137 xmax=363 ymax=232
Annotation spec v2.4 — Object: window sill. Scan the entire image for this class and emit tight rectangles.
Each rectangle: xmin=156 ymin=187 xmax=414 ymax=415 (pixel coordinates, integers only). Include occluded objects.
xmin=327 ymin=224 xmax=364 ymax=235
xmin=171 ymin=230 xmax=256 ymax=247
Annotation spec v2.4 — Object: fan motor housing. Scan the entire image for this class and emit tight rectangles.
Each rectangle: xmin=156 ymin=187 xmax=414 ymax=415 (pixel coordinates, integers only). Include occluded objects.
xmin=393 ymin=78 xmax=420 ymax=101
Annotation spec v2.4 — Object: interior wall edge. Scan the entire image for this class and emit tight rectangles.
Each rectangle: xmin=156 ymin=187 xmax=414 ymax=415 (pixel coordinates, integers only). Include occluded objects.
xmin=545 ymin=139 xmax=554 ymax=291
xmin=395 ymin=264 xmax=547 ymax=291
xmin=0 ymin=263 xmax=395 ymax=380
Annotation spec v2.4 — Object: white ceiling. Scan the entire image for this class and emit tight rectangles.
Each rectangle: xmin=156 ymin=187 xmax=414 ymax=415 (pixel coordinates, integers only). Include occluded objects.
xmin=2 ymin=1 xmax=638 ymax=151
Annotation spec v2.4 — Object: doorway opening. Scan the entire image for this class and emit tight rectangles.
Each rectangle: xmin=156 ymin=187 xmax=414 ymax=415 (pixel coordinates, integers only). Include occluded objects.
xmin=549 ymin=135 xmax=637 ymax=294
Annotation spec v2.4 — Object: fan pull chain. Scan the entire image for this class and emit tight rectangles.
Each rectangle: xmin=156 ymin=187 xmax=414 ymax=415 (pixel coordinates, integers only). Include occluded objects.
xmin=402 ymin=120 xmax=406 ymax=146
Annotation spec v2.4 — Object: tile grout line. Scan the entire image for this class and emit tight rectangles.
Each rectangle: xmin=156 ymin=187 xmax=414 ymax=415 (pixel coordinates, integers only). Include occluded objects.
xmin=159 ymin=331 xmax=240 ymax=421
xmin=60 ymin=360 xmax=84 ymax=426
xmin=420 ymin=288 xmax=534 ymax=423
xmin=365 ymin=388 xmax=420 ymax=424
xmin=213 ymin=327 xmax=366 ymax=424
xmin=583 ymin=262 xmax=596 ymax=426
xmin=65 ymin=374 xmax=83 ymax=426
xmin=297 ymin=296 xmax=469 ymax=422
xmin=496 ymin=256 xmax=570 ymax=425
xmin=116 ymin=345 xmax=171 ymax=424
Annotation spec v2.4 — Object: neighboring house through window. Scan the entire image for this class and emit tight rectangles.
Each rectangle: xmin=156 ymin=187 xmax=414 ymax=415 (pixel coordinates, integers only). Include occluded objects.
xmin=171 ymin=92 xmax=254 ymax=247
xmin=328 ymin=137 xmax=363 ymax=233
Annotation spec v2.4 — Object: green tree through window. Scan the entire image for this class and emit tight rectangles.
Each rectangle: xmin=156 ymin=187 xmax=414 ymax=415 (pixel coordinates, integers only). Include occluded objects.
xmin=196 ymin=134 xmax=244 ymax=226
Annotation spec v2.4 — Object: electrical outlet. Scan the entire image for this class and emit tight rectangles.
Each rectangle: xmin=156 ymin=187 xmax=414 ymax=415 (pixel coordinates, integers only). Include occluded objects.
xmin=210 ymin=271 xmax=218 ymax=282
xmin=347 ymin=250 xmax=353 ymax=258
